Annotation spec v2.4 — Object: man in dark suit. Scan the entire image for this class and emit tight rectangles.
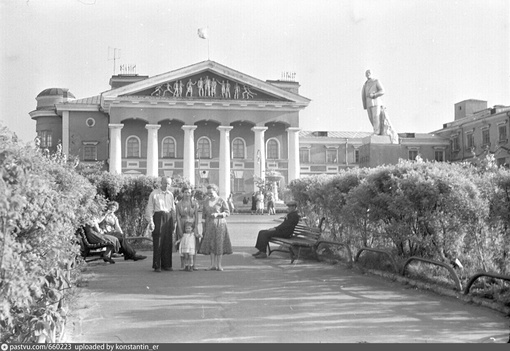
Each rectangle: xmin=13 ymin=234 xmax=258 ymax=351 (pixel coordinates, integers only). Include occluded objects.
xmin=252 ymin=200 xmax=300 ymax=258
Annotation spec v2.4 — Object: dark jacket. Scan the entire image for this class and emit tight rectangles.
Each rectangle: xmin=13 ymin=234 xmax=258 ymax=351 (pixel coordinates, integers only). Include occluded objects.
xmin=274 ymin=210 xmax=300 ymax=238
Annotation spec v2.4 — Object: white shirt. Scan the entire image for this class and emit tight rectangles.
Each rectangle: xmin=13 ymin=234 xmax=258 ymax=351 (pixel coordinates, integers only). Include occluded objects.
xmin=145 ymin=188 xmax=176 ymax=222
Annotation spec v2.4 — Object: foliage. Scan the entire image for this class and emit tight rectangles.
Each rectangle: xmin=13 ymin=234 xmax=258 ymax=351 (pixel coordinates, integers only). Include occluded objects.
xmin=288 ymin=158 xmax=510 ymax=284
xmin=0 ymin=124 xmax=99 ymax=342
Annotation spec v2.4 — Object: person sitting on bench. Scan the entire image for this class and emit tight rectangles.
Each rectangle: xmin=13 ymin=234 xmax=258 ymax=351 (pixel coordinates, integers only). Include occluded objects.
xmin=252 ymin=200 xmax=300 ymax=259
xmin=98 ymin=201 xmax=147 ymax=261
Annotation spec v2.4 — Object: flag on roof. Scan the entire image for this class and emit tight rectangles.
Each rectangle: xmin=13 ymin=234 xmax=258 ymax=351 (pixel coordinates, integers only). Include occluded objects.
xmin=197 ymin=27 xmax=208 ymax=39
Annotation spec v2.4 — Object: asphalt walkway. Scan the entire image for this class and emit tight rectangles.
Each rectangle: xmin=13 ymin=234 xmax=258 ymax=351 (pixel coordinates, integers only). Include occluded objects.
xmin=63 ymin=215 xmax=509 ymax=343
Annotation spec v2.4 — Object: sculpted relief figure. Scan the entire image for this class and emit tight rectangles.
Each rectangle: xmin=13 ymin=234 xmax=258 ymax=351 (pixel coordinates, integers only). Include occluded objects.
xmin=186 ymin=79 xmax=196 ymax=97
xmin=233 ymin=83 xmax=241 ymax=99
xmin=242 ymin=85 xmax=256 ymax=99
xmin=197 ymin=77 xmax=204 ymax=97
xmin=211 ymin=78 xmax=217 ymax=97
xmin=361 ymin=69 xmax=398 ymax=144
xmin=204 ymin=76 xmax=211 ymax=97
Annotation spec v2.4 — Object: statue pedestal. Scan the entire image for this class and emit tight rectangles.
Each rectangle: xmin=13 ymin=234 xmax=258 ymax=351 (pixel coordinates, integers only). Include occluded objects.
xmin=359 ymin=134 xmax=401 ymax=168
xmin=362 ymin=135 xmax=393 ymax=144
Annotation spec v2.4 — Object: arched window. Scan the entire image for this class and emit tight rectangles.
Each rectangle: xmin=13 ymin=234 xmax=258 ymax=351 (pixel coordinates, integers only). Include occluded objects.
xmin=232 ymin=138 xmax=246 ymax=159
xmin=197 ymin=137 xmax=212 ymax=159
xmin=126 ymin=136 xmax=141 ymax=158
xmin=161 ymin=137 xmax=176 ymax=158
xmin=266 ymin=138 xmax=280 ymax=160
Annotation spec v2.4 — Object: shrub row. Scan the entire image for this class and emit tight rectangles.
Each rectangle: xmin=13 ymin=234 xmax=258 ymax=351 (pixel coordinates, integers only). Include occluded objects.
xmin=288 ymin=157 xmax=510 ymax=277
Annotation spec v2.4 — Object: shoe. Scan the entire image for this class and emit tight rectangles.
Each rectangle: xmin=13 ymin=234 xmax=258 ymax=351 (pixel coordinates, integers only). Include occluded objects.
xmin=154 ymin=268 xmax=161 ymax=272
xmin=103 ymin=255 xmax=115 ymax=264
xmin=252 ymin=251 xmax=263 ymax=256
xmin=217 ymin=267 xmax=224 ymax=271
xmin=192 ymin=266 xmax=198 ymax=271
xmin=162 ymin=267 xmax=173 ymax=271
xmin=255 ymin=253 xmax=267 ymax=259
xmin=133 ymin=255 xmax=147 ymax=261
xmin=205 ymin=267 xmax=217 ymax=271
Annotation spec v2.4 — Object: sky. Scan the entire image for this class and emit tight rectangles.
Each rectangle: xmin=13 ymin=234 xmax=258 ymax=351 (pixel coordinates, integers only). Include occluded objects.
xmin=1 ymin=0 xmax=509 ymax=143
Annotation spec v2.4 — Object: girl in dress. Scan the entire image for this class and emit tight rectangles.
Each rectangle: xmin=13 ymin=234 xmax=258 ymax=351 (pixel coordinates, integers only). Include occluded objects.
xmin=178 ymin=221 xmax=198 ymax=271
xmin=199 ymin=184 xmax=232 ymax=271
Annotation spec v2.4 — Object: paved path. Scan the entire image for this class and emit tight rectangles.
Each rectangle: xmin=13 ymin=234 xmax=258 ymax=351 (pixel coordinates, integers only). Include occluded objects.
xmin=64 ymin=215 xmax=509 ymax=343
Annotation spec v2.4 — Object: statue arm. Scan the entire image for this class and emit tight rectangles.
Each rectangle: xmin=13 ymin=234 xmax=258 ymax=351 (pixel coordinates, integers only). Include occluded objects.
xmin=372 ymin=80 xmax=385 ymax=98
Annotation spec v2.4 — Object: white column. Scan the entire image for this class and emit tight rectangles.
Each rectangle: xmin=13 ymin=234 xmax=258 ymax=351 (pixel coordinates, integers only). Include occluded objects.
xmin=287 ymin=127 xmax=301 ymax=183
xmin=217 ymin=126 xmax=233 ymax=199
xmin=145 ymin=124 xmax=161 ymax=177
xmin=252 ymin=126 xmax=268 ymax=192
xmin=108 ymin=124 xmax=124 ymax=174
xmin=62 ymin=110 xmax=69 ymax=156
xmin=182 ymin=125 xmax=197 ymax=186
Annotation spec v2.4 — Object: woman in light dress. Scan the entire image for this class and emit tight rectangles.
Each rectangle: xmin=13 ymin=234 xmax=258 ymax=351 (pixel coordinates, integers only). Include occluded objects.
xmin=175 ymin=187 xmax=201 ymax=270
xmin=198 ymin=184 xmax=232 ymax=271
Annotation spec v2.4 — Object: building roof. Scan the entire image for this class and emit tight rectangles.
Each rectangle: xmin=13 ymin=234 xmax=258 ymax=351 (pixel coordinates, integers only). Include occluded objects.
xmin=65 ymin=95 xmax=101 ymax=105
xmin=300 ymin=131 xmax=373 ymax=139
xmin=37 ymin=88 xmax=75 ymax=99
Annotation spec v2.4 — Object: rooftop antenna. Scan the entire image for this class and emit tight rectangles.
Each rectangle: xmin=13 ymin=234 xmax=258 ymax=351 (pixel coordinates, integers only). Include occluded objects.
xmin=107 ymin=47 xmax=121 ymax=74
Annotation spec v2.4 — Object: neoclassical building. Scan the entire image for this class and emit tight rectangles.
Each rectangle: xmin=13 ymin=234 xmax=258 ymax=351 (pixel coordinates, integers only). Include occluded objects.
xmin=34 ymin=60 xmax=502 ymax=199
xmin=31 ymin=60 xmax=310 ymax=198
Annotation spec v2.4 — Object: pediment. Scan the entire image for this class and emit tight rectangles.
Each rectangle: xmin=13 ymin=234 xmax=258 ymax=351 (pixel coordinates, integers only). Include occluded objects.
xmin=102 ymin=60 xmax=310 ymax=105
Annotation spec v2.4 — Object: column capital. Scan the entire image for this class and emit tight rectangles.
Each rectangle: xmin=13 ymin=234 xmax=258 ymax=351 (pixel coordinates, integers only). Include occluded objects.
xmin=145 ymin=124 xmax=161 ymax=130
xmin=286 ymin=127 xmax=301 ymax=133
xmin=217 ymin=125 xmax=234 ymax=132
xmin=251 ymin=126 xmax=268 ymax=132
xmin=108 ymin=123 xmax=124 ymax=129
xmin=182 ymin=125 xmax=198 ymax=131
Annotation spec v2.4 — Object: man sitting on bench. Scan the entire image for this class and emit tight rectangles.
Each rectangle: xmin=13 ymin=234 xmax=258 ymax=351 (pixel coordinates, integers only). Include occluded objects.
xmin=252 ymin=200 xmax=300 ymax=259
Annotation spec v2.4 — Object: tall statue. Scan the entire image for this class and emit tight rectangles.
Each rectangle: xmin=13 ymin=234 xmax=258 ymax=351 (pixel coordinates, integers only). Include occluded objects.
xmin=361 ymin=69 xmax=398 ymax=144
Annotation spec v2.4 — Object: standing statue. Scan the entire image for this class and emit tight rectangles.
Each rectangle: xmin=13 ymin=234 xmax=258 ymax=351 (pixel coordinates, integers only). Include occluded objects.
xmin=361 ymin=69 xmax=398 ymax=144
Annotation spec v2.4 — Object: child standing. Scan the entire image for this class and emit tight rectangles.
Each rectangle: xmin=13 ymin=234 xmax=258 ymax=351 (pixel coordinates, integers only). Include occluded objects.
xmin=178 ymin=221 xmax=200 ymax=271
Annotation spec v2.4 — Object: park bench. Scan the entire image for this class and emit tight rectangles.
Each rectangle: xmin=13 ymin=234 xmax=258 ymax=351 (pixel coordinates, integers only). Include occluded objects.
xmin=267 ymin=217 xmax=352 ymax=264
xmin=75 ymin=226 xmax=113 ymax=262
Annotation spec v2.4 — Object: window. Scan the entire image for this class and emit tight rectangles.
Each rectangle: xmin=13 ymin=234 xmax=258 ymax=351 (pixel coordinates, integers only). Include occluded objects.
xmin=452 ymin=135 xmax=460 ymax=151
xmin=326 ymin=148 xmax=338 ymax=163
xmin=482 ymin=128 xmax=490 ymax=146
xmin=232 ymin=138 xmax=245 ymax=159
xmin=83 ymin=145 xmax=97 ymax=161
xmin=299 ymin=149 xmax=310 ymax=163
xmin=38 ymin=130 xmax=52 ymax=148
xmin=161 ymin=137 xmax=176 ymax=158
xmin=499 ymin=125 xmax=507 ymax=142
xmin=408 ymin=149 xmax=418 ymax=160
xmin=354 ymin=149 xmax=360 ymax=163
xmin=434 ymin=150 xmax=444 ymax=162
xmin=466 ymin=132 xmax=474 ymax=149
xmin=197 ymin=137 xmax=211 ymax=159
xmin=267 ymin=139 xmax=279 ymax=160
xmin=126 ymin=136 xmax=140 ymax=158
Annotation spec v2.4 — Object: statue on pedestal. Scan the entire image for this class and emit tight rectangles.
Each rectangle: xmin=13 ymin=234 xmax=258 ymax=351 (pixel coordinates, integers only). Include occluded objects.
xmin=362 ymin=69 xmax=398 ymax=144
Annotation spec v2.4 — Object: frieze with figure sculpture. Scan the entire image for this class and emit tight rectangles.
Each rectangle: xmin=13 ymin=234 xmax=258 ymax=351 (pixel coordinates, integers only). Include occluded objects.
xmin=136 ymin=71 xmax=287 ymax=102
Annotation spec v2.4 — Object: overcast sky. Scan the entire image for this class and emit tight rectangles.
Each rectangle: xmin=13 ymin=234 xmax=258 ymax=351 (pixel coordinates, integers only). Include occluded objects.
xmin=1 ymin=0 xmax=508 ymax=143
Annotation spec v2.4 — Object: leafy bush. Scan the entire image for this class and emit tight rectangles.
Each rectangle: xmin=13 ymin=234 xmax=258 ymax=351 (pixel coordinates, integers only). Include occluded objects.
xmin=0 ymin=124 xmax=99 ymax=342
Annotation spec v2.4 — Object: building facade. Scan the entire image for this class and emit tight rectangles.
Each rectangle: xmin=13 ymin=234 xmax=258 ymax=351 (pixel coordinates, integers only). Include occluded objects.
xmin=432 ymin=99 xmax=510 ymax=167
xmin=33 ymin=61 xmax=506 ymax=199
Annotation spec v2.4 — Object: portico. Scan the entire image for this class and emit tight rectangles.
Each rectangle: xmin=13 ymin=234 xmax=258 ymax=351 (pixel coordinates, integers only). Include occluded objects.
xmin=101 ymin=60 xmax=310 ymax=198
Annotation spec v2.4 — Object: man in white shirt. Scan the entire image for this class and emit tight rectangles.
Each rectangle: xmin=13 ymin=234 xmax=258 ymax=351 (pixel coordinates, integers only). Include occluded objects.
xmin=145 ymin=177 xmax=176 ymax=272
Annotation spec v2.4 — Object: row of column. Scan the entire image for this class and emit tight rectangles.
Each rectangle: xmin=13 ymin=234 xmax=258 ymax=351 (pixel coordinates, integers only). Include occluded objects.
xmin=108 ymin=123 xmax=300 ymax=199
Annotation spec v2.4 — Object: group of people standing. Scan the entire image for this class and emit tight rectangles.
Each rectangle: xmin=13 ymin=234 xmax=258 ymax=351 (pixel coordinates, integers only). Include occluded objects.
xmin=145 ymin=177 xmax=232 ymax=272
xmin=250 ymin=189 xmax=275 ymax=215
xmin=85 ymin=176 xmax=299 ymax=271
